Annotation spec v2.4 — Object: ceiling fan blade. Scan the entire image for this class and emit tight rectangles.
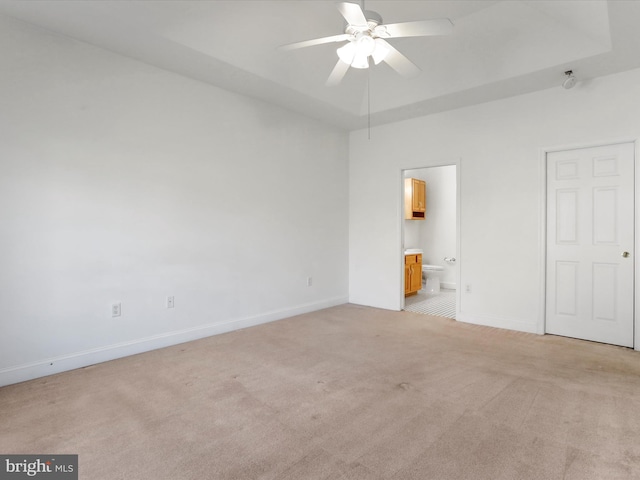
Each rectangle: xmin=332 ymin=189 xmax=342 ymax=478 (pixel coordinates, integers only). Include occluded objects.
xmin=337 ymin=2 xmax=368 ymax=27
xmin=279 ymin=34 xmax=351 ymax=51
xmin=326 ymin=60 xmax=350 ymax=86
xmin=378 ymin=19 xmax=453 ymax=38
xmin=378 ymin=39 xmax=421 ymax=77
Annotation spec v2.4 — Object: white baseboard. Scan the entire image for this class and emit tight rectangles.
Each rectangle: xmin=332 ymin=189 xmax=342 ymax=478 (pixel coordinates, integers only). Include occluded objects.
xmin=0 ymin=296 xmax=348 ymax=387
xmin=456 ymin=311 xmax=538 ymax=334
xmin=441 ymin=282 xmax=456 ymax=290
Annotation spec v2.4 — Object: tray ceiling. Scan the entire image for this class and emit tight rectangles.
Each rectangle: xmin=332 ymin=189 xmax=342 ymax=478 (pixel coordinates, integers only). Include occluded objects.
xmin=1 ymin=0 xmax=639 ymax=130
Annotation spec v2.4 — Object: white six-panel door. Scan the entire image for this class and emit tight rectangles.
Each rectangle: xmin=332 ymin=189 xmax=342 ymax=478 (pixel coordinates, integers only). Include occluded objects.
xmin=546 ymin=143 xmax=634 ymax=347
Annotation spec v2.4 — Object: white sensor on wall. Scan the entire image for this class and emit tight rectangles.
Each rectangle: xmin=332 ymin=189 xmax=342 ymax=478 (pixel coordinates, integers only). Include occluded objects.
xmin=562 ymin=70 xmax=577 ymax=89
xmin=167 ymin=296 xmax=175 ymax=309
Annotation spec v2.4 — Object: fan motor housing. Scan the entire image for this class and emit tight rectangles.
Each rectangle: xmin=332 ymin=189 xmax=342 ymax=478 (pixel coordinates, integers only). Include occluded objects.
xmin=344 ymin=9 xmax=382 ymax=34
xmin=364 ymin=10 xmax=383 ymax=27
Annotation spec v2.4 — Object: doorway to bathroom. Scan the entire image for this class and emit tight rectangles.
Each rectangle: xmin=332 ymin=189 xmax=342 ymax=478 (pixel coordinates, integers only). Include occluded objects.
xmin=401 ymin=164 xmax=459 ymax=319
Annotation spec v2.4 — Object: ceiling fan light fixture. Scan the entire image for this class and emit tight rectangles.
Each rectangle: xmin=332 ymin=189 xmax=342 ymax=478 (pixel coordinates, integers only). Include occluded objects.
xmin=372 ymin=38 xmax=390 ymax=65
xmin=337 ymin=42 xmax=356 ymax=64
xmin=337 ymin=34 xmax=388 ymax=69
xmin=351 ymin=52 xmax=370 ymax=69
xmin=350 ymin=34 xmax=375 ymax=68
xmin=355 ymin=33 xmax=376 ymax=56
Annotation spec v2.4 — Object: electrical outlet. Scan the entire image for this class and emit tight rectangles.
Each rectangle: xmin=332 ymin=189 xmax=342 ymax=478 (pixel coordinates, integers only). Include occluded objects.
xmin=112 ymin=302 xmax=121 ymax=317
xmin=307 ymin=277 xmax=313 ymax=287
xmin=465 ymin=284 xmax=472 ymax=293
xmin=167 ymin=296 xmax=175 ymax=309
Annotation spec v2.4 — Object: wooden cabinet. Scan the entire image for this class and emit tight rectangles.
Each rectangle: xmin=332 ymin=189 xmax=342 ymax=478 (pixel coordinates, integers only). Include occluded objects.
xmin=404 ymin=178 xmax=426 ymax=220
xmin=405 ymin=253 xmax=422 ymax=296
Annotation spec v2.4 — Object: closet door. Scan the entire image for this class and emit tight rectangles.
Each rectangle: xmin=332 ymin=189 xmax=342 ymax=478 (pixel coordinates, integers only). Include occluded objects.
xmin=546 ymin=143 xmax=634 ymax=347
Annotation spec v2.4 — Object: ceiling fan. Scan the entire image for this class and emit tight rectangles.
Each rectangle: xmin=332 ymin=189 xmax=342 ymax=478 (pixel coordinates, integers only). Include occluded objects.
xmin=280 ymin=1 xmax=453 ymax=86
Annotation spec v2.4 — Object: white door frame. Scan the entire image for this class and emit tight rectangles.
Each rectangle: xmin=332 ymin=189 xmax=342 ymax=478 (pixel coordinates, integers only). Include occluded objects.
xmin=538 ymin=138 xmax=639 ymax=350
xmin=399 ymin=160 xmax=462 ymax=315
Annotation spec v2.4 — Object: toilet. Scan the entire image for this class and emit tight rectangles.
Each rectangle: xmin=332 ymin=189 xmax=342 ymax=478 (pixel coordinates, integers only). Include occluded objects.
xmin=422 ymin=264 xmax=444 ymax=294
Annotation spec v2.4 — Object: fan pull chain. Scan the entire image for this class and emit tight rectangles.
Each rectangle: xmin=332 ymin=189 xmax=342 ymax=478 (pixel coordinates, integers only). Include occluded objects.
xmin=368 ymin=59 xmax=371 ymax=140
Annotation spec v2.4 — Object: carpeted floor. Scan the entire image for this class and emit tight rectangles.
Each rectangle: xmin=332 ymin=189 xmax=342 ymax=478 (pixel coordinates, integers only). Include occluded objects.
xmin=2 ymin=304 xmax=640 ymax=479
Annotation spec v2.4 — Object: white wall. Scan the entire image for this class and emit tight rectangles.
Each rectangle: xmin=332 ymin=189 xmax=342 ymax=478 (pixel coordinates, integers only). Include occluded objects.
xmin=0 ymin=16 xmax=349 ymax=386
xmin=405 ymin=166 xmax=457 ymax=288
xmin=349 ymin=67 xmax=640 ymax=335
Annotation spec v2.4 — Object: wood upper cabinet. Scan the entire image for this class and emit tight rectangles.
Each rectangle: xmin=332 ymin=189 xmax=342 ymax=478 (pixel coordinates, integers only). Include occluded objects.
xmin=405 ymin=178 xmax=426 ymax=220
xmin=404 ymin=253 xmax=422 ymax=296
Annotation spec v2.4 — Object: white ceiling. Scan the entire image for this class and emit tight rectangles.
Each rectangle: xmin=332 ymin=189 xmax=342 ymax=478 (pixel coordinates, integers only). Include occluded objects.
xmin=2 ymin=0 xmax=640 ymax=130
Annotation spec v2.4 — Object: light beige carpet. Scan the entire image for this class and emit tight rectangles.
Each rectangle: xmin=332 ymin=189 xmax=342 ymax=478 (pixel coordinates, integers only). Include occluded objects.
xmin=2 ymin=304 xmax=640 ymax=479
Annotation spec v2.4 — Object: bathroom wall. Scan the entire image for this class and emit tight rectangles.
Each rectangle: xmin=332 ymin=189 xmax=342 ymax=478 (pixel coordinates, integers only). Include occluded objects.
xmin=402 ymin=189 xmax=421 ymax=249
xmin=405 ymin=166 xmax=457 ymax=289
xmin=0 ymin=15 xmax=349 ymax=386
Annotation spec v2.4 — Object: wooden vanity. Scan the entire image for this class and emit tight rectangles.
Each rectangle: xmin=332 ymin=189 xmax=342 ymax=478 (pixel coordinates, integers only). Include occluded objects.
xmin=405 ymin=253 xmax=422 ymax=296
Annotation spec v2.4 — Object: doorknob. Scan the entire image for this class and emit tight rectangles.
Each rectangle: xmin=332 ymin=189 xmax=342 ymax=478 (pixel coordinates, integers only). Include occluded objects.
xmin=622 ymin=251 xmax=630 ymax=258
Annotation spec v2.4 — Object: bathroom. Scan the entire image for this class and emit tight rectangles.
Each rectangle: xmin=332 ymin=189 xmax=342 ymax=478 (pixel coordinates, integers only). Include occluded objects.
xmin=403 ymin=165 xmax=457 ymax=318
